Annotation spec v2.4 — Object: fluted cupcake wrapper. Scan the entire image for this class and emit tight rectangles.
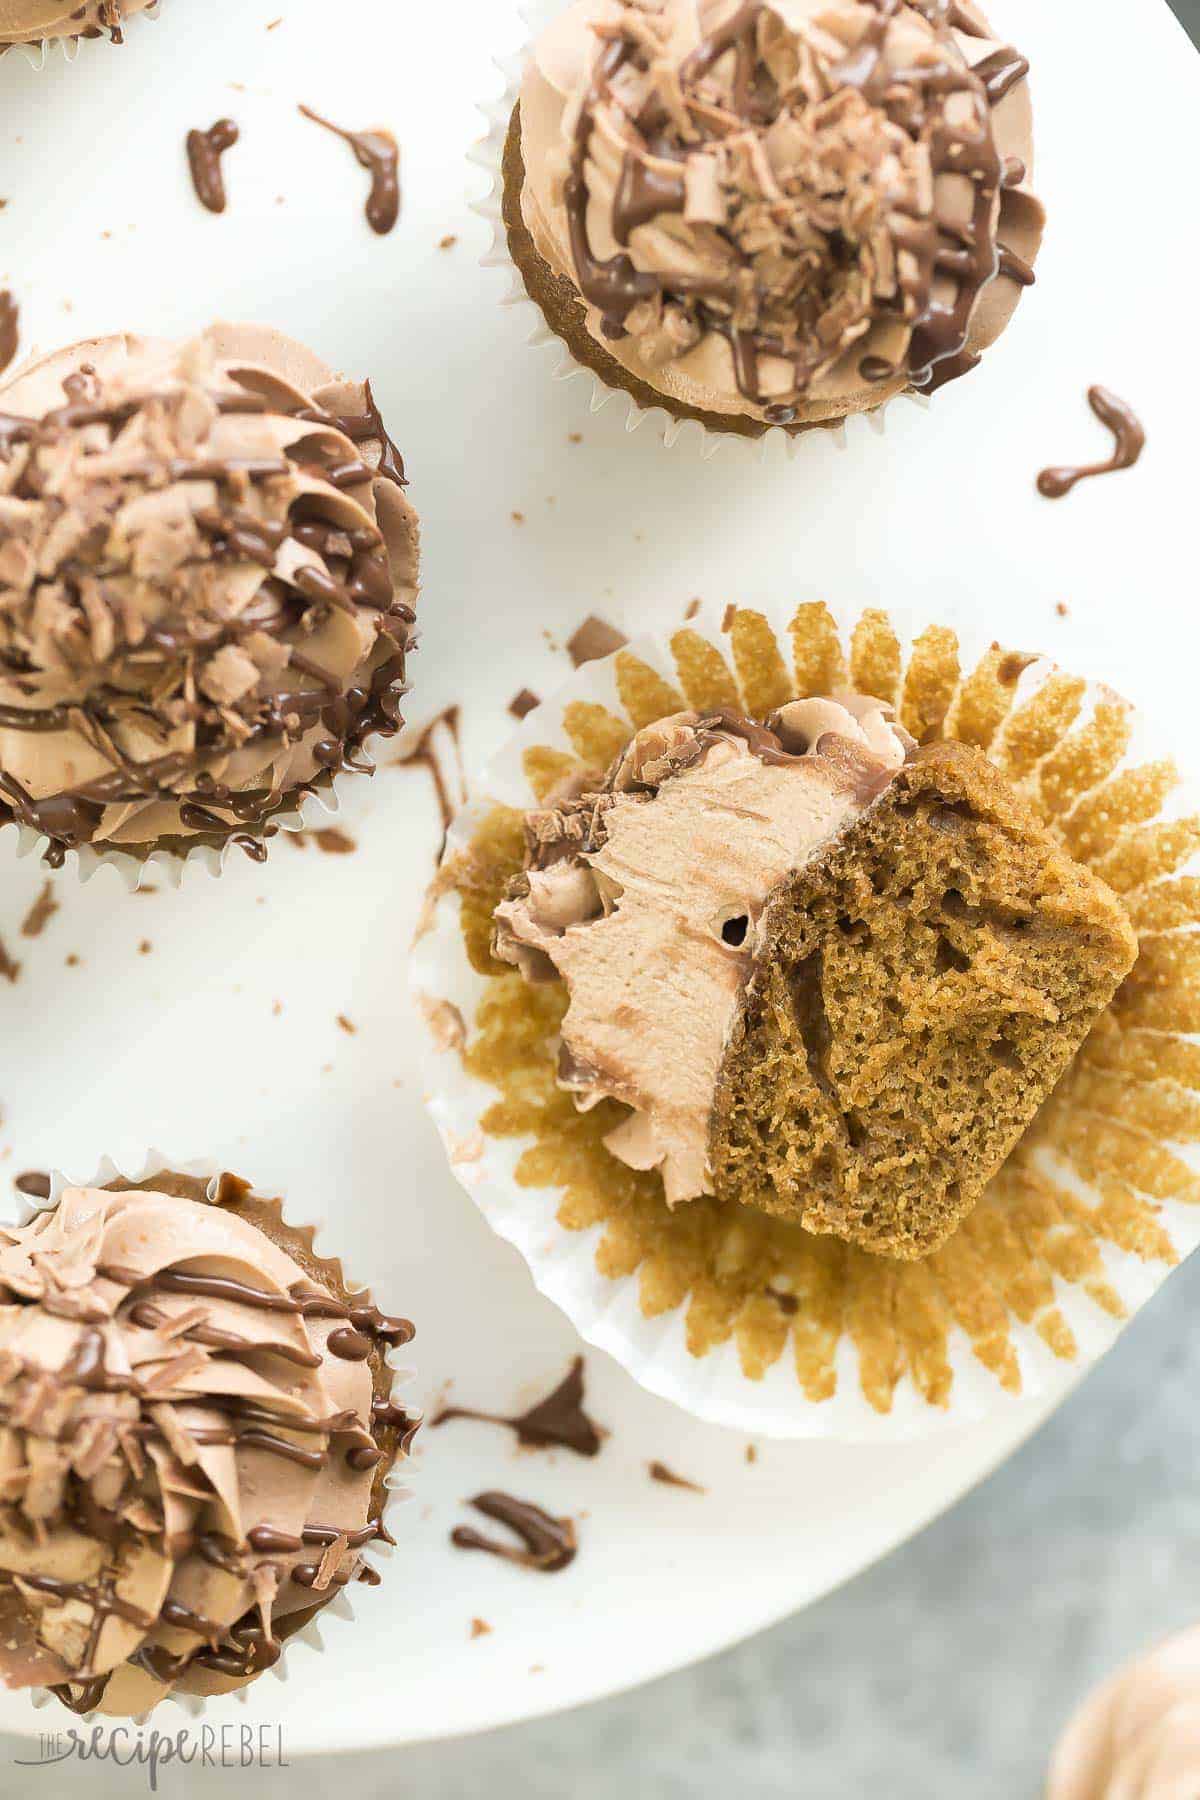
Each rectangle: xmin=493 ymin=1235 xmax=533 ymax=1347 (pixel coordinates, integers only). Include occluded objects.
xmin=412 ymin=597 xmax=1200 ymax=1441
xmin=0 ymin=747 xmax=380 ymax=893
xmin=471 ymin=0 xmax=930 ymax=461
xmin=0 ymin=1146 xmax=417 ymax=1721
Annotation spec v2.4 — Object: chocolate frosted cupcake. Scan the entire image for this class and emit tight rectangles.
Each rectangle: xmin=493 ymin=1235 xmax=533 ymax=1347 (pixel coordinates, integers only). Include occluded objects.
xmin=0 ymin=1169 xmax=417 ymax=1717
xmin=503 ymin=0 xmax=1044 ymax=435
xmin=0 ymin=1 xmax=153 ymax=46
xmin=0 ymin=324 xmax=419 ymax=872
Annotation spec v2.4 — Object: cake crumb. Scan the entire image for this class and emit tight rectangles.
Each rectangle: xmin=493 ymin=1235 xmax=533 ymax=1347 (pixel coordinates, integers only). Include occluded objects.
xmin=568 ymin=432 xmax=582 ymax=444
xmin=721 ymin=603 xmax=737 ymax=632
xmin=65 ymin=953 xmax=80 ymax=968
xmin=509 ymin=688 xmax=540 ymax=721
xmin=567 ymin=615 xmax=628 ymax=668
xmin=745 ymin=1444 xmax=758 ymax=1464
xmin=438 ymin=233 xmax=457 ymax=250
xmin=0 ymin=936 xmax=19 ymax=984
xmin=684 ymin=597 xmax=702 ymax=620
xmin=648 ymin=1460 xmax=705 ymax=1493
xmin=19 ymin=882 xmax=58 ymax=940
xmin=267 ymin=14 xmax=282 ymax=25
xmin=470 ymin=1618 xmax=492 ymax=1639
xmin=272 ymin=1001 xmax=283 ymax=1017
xmin=1056 ymin=601 xmax=1070 ymax=618
xmin=336 ymin=1014 xmax=357 ymax=1035
xmin=138 ymin=940 xmax=152 ymax=956
xmin=511 ymin=510 xmax=525 ymax=524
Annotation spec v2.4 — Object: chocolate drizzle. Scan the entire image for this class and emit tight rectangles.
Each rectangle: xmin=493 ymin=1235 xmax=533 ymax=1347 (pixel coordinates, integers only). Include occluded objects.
xmin=0 ymin=356 xmax=416 ymax=866
xmin=451 ymin=1492 xmax=577 ymax=1573
xmin=299 ymin=106 xmax=400 ymax=235
xmin=392 ymin=704 xmax=465 ymax=847
xmin=561 ymin=0 xmax=1030 ymax=411
xmin=0 ymin=292 xmax=17 ymax=379
xmin=0 ymin=1176 xmax=418 ymax=1706
xmin=432 ymin=1355 xmax=603 ymax=1457
xmin=186 ymin=119 xmax=239 ymax=214
xmin=1037 ymin=387 xmax=1146 ymax=500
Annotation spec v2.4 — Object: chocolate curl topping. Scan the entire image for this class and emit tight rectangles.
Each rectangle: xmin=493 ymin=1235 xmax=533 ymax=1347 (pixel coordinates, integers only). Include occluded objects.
xmin=564 ymin=0 xmax=1024 ymax=412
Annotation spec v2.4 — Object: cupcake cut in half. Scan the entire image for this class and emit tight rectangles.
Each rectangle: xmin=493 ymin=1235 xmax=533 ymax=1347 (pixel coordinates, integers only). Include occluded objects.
xmin=0 ymin=1170 xmax=417 ymax=1718
xmin=0 ymin=1 xmax=153 ymax=45
xmin=0 ymin=324 xmax=419 ymax=868
xmin=494 ymin=701 xmax=1137 ymax=1258
xmin=506 ymin=0 xmax=1044 ymax=435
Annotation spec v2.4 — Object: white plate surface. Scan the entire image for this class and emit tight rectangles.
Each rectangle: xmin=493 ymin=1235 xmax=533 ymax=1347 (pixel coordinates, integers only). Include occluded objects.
xmin=0 ymin=0 xmax=1196 ymax=1755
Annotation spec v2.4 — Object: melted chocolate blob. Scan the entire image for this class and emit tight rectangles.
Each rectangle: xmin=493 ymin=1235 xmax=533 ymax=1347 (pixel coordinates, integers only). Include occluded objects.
xmin=299 ymin=106 xmax=400 ymax=234
xmin=186 ymin=119 xmax=239 ymax=214
xmin=432 ymin=1355 xmax=603 ymax=1457
xmin=451 ymin=1492 xmax=577 ymax=1573
xmin=1037 ymin=387 xmax=1145 ymax=499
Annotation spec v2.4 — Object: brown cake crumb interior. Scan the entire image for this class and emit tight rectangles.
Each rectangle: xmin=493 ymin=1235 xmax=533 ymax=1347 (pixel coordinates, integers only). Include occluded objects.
xmin=710 ymin=742 xmax=1138 ymax=1259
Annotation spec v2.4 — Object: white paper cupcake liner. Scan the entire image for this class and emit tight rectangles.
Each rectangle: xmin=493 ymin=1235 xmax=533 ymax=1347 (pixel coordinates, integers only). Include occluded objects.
xmin=470 ymin=0 xmax=929 ymax=462
xmin=412 ymin=596 xmax=1200 ymax=1441
xmin=3 ymin=0 xmax=160 ymax=66
xmin=0 ymin=740 xmax=383 ymax=893
xmin=0 ymin=1146 xmax=417 ymax=1722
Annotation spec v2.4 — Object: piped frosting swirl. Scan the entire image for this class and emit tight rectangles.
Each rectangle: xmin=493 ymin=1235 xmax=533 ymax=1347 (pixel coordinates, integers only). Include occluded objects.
xmin=518 ymin=0 xmax=1044 ymax=423
xmin=0 ymin=1180 xmax=415 ymax=1717
xmin=493 ymin=697 xmax=911 ymax=1203
xmin=0 ymin=324 xmax=420 ymax=864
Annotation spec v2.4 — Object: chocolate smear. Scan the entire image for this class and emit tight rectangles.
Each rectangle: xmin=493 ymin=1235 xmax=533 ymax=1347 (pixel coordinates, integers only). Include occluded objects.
xmin=299 ymin=106 xmax=400 ymax=235
xmin=508 ymin=688 xmax=540 ymax=721
xmin=648 ymin=1460 xmax=705 ymax=1493
xmin=14 ymin=1171 xmax=51 ymax=1200
xmin=1037 ymin=387 xmax=1145 ymax=500
xmin=432 ymin=1356 xmax=603 ymax=1458
xmin=186 ymin=119 xmax=239 ymax=214
xmin=312 ymin=826 xmax=356 ymax=854
xmin=392 ymin=705 xmax=465 ymax=849
xmin=566 ymin=616 xmax=628 ymax=668
xmin=0 ymin=292 xmax=17 ymax=378
xmin=451 ymin=1492 xmax=577 ymax=1574
xmin=0 ymin=934 xmax=19 ymax=983
xmin=19 ymin=881 xmax=59 ymax=939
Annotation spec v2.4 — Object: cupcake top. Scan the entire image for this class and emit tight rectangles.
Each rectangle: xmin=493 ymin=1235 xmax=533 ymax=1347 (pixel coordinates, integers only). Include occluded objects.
xmin=0 ymin=324 xmax=419 ymax=863
xmin=494 ymin=698 xmax=910 ymax=1204
xmin=518 ymin=0 xmax=1043 ymax=424
xmin=0 ymin=1179 xmax=415 ymax=1717
xmin=1048 ymin=1628 xmax=1200 ymax=1800
xmin=0 ymin=1 xmax=153 ymax=43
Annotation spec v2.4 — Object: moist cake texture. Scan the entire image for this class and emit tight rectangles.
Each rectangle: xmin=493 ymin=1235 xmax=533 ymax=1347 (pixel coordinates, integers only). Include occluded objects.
xmin=710 ymin=740 xmax=1138 ymax=1257
xmin=495 ymin=709 xmax=1137 ymax=1258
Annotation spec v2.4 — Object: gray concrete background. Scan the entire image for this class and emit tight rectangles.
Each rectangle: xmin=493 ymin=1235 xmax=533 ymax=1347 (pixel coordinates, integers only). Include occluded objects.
xmin=3 ymin=7 xmax=1199 ymax=1796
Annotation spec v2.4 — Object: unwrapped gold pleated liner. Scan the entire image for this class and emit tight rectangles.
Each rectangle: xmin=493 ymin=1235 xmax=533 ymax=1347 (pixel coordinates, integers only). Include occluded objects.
xmin=432 ymin=606 xmax=1200 ymax=1414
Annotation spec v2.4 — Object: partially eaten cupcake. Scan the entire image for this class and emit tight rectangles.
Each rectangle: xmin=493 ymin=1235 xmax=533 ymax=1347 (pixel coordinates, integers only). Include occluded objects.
xmin=494 ymin=700 xmax=1137 ymax=1258
xmin=0 ymin=1172 xmax=416 ymax=1716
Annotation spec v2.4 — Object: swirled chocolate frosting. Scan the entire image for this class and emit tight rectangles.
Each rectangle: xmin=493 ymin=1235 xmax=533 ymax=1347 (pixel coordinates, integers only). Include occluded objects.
xmin=0 ymin=324 xmax=420 ymax=865
xmin=0 ymin=1 xmax=153 ymax=44
xmin=518 ymin=0 xmax=1044 ymax=423
xmin=493 ymin=698 xmax=910 ymax=1203
xmin=0 ymin=1178 xmax=415 ymax=1717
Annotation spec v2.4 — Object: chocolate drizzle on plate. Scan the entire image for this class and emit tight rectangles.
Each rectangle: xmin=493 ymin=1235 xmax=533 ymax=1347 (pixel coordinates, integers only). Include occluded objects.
xmin=299 ymin=106 xmax=400 ymax=234
xmin=451 ymin=1492 xmax=577 ymax=1574
xmin=0 ymin=292 xmax=17 ymax=378
xmin=432 ymin=1355 xmax=603 ymax=1457
xmin=1037 ymin=387 xmax=1146 ymax=499
xmin=648 ymin=1460 xmax=705 ymax=1493
xmin=186 ymin=119 xmax=239 ymax=214
xmin=392 ymin=705 xmax=465 ymax=847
